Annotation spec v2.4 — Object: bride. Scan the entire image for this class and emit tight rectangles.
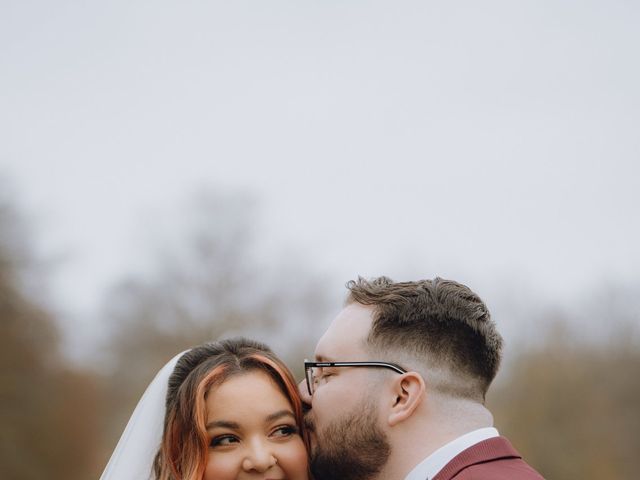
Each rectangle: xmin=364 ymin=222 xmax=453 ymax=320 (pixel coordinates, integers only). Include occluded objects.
xmin=100 ymin=338 xmax=310 ymax=480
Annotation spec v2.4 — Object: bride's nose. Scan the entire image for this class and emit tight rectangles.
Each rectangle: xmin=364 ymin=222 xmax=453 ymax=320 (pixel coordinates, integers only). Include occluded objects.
xmin=241 ymin=439 xmax=278 ymax=473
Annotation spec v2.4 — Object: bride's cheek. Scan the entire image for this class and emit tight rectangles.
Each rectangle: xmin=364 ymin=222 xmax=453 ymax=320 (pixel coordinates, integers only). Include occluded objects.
xmin=204 ymin=453 xmax=238 ymax=480
xmin=281 ymin=438 xmax=310 ymax=477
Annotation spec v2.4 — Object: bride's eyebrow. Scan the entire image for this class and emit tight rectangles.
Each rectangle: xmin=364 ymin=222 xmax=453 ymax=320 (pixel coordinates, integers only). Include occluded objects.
xmin=206 ymin=411 xmax=295 ymax=430
xmin=265 ymin=410 xmax=296 ymax=423
xmin=206 ymin=420 xmax=240 ymax=430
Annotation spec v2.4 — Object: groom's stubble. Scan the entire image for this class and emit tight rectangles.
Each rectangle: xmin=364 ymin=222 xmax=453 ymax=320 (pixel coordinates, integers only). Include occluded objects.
xmin=306 ymin=397 xmax=391 ymax=480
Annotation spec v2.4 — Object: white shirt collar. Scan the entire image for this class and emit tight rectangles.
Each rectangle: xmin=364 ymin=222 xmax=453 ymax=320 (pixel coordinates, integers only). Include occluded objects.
xmin=404 ymin=427 xmax=499 ymax=480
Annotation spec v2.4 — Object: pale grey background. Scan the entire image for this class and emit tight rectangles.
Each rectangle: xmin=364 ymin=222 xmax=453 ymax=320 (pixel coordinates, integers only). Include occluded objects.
xmin=2 ymin=1 xmax=639 ymax=358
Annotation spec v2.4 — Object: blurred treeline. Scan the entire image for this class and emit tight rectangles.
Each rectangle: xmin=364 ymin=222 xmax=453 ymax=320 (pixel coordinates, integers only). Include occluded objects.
xmin=1 ymin=187 xmax=639 ymax=480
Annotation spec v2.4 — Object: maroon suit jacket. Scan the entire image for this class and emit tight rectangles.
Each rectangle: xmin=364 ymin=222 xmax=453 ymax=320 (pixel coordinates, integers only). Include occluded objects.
xmin=431 ymin=436 xmax=544 ymax=480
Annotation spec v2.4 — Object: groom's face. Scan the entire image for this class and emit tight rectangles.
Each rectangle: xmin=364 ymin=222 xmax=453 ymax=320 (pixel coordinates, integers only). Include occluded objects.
xmin=300 ymin=304 xmax=391 ymax=480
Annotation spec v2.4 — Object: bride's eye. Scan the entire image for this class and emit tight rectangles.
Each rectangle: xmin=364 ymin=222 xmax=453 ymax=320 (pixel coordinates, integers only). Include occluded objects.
xmin=210 ymin=434 xmax=239 ymax=447
xmin=271 ymin=425 xmax=299 ymax=438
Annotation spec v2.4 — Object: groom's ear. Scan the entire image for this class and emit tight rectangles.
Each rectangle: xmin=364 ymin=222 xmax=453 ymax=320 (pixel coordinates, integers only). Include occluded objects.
xmin=387 ymin=372 xmax=425 ymax=427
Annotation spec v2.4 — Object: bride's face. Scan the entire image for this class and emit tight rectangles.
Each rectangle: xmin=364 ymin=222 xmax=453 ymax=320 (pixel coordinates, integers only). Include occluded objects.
xmin=204 ymin=370 xmax=309 ymax=480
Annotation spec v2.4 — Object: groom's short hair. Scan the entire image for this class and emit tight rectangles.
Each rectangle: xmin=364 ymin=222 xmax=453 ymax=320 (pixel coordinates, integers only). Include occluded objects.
xmin=346 ymin=276 xmax=503 ymax=402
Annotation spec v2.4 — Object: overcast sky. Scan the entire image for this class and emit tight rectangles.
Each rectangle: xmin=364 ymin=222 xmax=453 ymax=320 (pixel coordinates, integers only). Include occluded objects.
xmin=2 ymin=1 xmax=639 ymax=353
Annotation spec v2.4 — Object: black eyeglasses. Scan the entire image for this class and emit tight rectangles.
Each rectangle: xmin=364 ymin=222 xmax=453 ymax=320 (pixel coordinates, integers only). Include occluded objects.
xmin=304 ymin=360 xmax=407 ymax=395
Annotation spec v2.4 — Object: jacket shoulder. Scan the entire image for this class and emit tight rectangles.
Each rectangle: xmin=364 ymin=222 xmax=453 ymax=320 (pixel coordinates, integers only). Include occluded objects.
xmin=452 ymin=458 xmax=545 ymax=480
xmin=433 ymin=437 xmax=544 ymax=480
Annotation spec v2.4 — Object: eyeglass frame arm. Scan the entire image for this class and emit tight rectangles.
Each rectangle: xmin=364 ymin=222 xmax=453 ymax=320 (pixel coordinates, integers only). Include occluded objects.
xmin=303 ymin=360 xmax=407 ymax=395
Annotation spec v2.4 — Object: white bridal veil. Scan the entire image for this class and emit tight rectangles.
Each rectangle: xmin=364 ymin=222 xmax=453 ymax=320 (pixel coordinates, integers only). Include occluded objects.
xmin=100 ymin=351 xmax=187 ymax=480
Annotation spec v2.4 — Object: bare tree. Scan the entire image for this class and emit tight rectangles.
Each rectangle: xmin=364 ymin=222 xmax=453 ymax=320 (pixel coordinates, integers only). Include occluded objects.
xmin=0 ymin=179 xmax=101 ymax=480
xmin=489 ymin=302 xmax=640 ymax=480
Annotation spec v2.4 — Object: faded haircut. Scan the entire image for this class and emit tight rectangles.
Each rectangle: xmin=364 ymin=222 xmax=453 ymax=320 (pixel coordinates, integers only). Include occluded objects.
xmin=346 ymin=276 xmax=503 ymax=402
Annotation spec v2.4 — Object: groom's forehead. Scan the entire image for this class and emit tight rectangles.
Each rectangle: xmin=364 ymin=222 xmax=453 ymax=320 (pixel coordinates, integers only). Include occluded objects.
xmin=314 ymin=303 xmax=374 ymax=360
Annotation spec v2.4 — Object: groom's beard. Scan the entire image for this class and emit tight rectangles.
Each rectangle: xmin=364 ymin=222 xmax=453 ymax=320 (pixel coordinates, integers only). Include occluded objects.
xmin=306 ymin=399 xmax=391 ymax=480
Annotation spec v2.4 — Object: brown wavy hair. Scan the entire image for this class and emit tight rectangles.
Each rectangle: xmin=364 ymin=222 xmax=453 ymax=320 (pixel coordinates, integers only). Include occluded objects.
xmin=346 ymin=276 xmax=503 ymax=402
xmin=153 ymin=338 xmax=308 ymax=480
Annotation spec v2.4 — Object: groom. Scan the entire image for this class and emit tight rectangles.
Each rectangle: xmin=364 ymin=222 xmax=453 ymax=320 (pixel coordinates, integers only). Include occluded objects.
xmin=300 ymin=276 xmax=544 ymax=480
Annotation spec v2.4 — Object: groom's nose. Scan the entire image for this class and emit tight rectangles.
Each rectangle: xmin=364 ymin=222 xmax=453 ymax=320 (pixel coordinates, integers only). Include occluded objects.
xmin=298 ymin=379 xmax=312 ymax=407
